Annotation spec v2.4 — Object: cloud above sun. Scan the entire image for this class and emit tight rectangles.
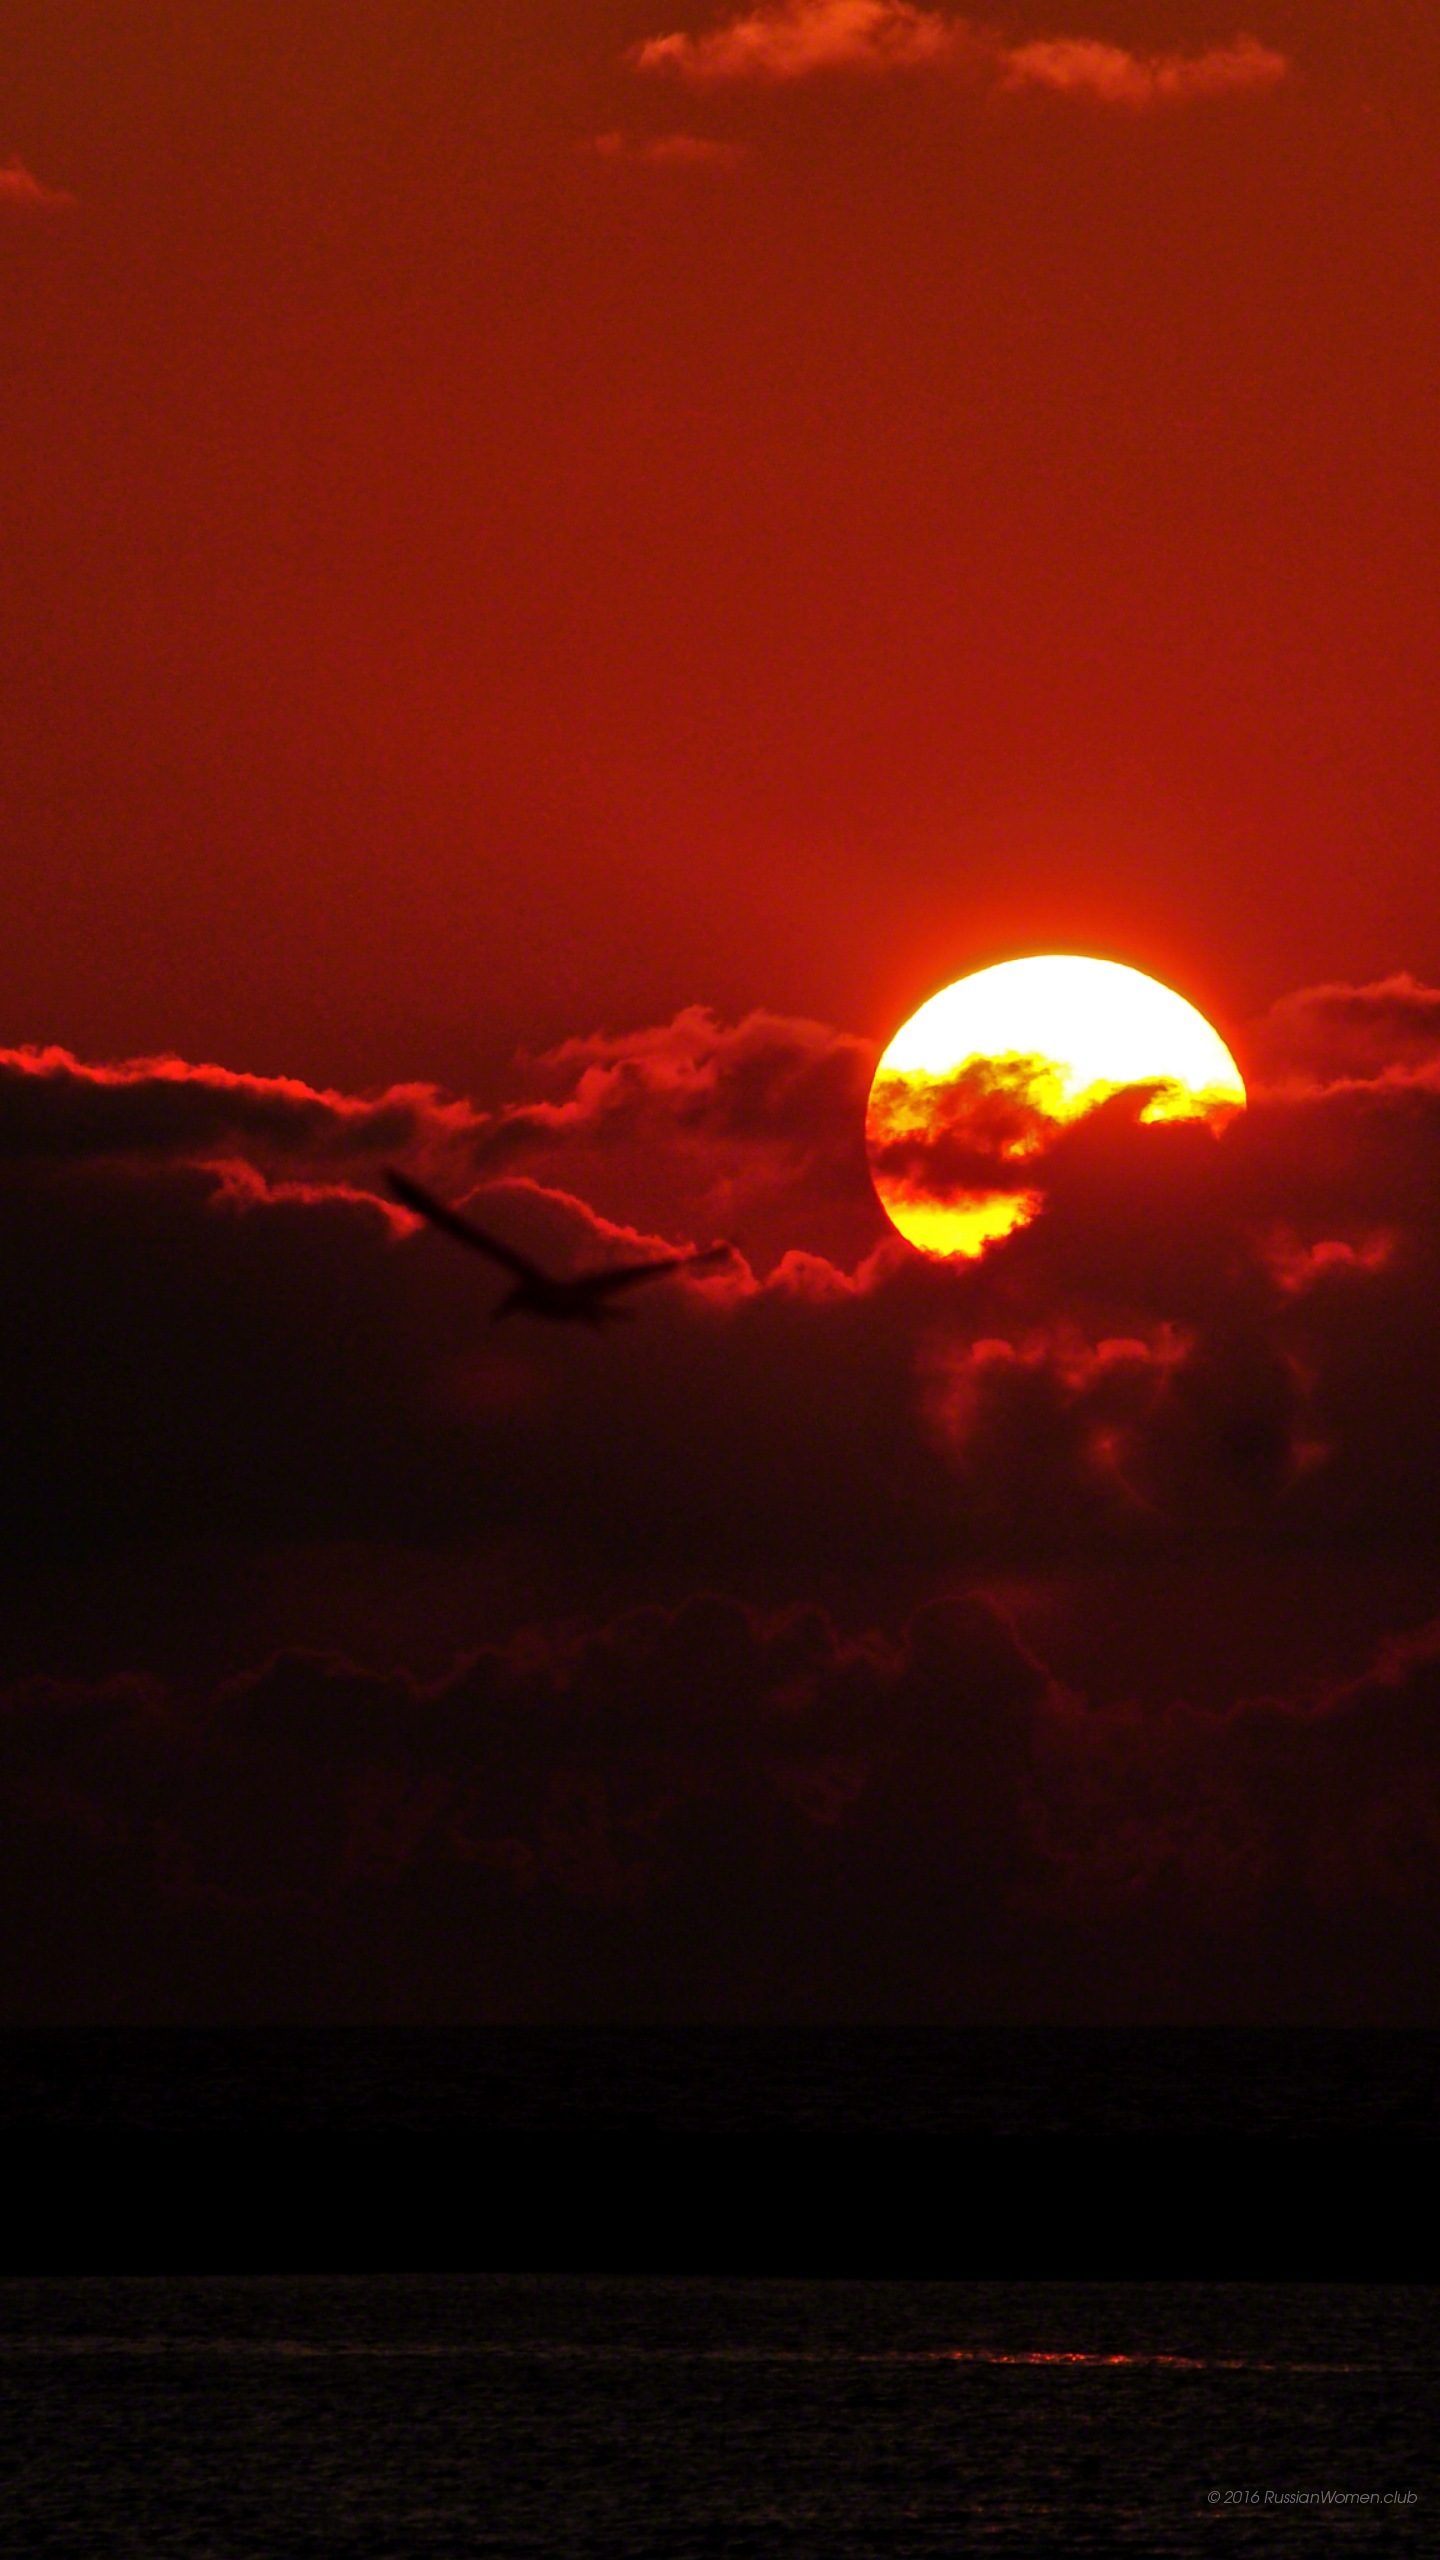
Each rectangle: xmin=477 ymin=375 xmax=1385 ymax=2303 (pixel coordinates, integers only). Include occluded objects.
xmin=633 ymin=2 xmax=1289 ymax=106
xmin=996 ymin=32 xmax=1287 ymax=106
xmin=635 ymin=0 xmax=962 ymax=79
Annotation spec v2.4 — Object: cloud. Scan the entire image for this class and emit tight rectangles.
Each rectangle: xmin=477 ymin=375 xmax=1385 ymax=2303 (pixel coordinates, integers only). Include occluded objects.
xmin=11 ymin=981 xmax=1440 ymax=1626
xmin=0 ymin=1014 xmax=877 ymax=1268
xmin=450 ymin=976 xmax=1440 ymax=1577
xmin=0 ymin=1043 xmax=485 ymax=1185
xmin=634 ymin=0 xmax=962 ymax=81
xmin=469 ymin=1006 xmax=881 ymax=1273
xmin=0 ymin=1594 xmax=1045 ymax=2015
xmin=866 ymin=1050 xmax=1071 ymax=1227
xmin=633 ymin=3 xmax=1289 ymax=106
xmin=0 ymin=156 xmax=74 ymax=211
xmin=997 ymin=32 xmax=1288 ymax=105
xmin=10 ymin=989 xmax=1440 ymax=2015
xmin=6 ymin=1594 xmax=1440 ymax=2020
xmin=514 ymin=1005 xmax=875 ymax=1150
xmin=1251 ymin=975 xmax=1440 ymax=1086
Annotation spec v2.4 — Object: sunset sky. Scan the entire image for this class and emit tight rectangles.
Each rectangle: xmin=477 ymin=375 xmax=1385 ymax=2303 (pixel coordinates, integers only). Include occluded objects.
xmin=5 ymin=2 xmax=1440 ymax=2021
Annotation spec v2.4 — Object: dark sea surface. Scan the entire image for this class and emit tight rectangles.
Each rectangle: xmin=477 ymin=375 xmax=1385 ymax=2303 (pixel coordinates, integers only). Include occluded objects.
xmin=3 ymin=2026 xmax=1440 ymax=2135
xmin=0 ymin=2274 xmax=1432 ymax=2556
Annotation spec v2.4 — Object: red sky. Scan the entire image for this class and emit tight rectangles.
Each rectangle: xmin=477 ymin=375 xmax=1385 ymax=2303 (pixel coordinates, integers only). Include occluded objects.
xmin=6 ymin=4 xmax=1440 ymax=2019
xmin=5 ymin=2 xmax=1440 ymax=1093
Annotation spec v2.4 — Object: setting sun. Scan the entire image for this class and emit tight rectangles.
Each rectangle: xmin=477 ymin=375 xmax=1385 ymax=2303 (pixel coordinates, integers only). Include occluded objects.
xmin=867 ymin=955 xmax=1246 ymax=1257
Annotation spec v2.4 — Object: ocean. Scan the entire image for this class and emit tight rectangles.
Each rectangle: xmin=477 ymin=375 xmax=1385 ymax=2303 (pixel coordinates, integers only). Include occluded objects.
xmin=0 ymin=2274 xmax=1432 ymax=2556
xmin=2 ymin=2037 xmax=1434 ymax=2547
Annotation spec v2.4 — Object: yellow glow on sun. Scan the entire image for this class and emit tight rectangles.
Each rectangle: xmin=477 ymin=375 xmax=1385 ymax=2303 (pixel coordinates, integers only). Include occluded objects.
xmin=867 ymin=954 xmax=1245 ymax=1259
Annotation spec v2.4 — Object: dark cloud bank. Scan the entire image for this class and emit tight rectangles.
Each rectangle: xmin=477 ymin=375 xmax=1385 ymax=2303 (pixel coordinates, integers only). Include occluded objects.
xmin=6 ymin=980 xmax=1440 ymax=2019
xmin=7 ymin=1596 xmax=1440 ymax=2023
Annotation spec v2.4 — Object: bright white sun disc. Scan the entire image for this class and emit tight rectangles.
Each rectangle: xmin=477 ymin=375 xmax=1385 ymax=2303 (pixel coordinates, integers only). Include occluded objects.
xmin=866 ymin=954 xmax=1245 ymax=1259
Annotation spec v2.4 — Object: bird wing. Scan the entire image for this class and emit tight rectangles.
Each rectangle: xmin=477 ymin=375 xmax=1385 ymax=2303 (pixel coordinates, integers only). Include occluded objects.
xmin=580 ymin=1243 xmax=736 ymax=1300
xmin=384 ymin=1168 xmax=548 ymax=1285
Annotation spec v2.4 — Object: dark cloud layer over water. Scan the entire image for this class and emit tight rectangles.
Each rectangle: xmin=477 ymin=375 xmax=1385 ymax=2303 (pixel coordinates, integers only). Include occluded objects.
xmin=7 ymin=979 xmax=1440 ymax=2016
xmin=6 ymin=1595 xmax=1440 ymax=2022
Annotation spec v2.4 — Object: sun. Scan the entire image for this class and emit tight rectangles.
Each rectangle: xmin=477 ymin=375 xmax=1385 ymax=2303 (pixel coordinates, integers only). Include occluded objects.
xmin=866 ymin=954 xmax=1246 ymax=1257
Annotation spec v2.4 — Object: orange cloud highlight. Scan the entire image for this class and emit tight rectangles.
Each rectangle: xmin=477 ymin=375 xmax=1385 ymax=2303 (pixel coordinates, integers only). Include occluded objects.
xmin=998 ymin=32 xmax=1288 ymax=105
xmin=635 ymin=0 xmax=959 ymax=80
xmin=634 ymin=3 xmax=1289 ymax=107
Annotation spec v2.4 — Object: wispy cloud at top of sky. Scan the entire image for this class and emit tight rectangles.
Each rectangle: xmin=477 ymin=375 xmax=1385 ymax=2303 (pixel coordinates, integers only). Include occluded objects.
xmin=634 ymin=2 xmax=1289 ymax=106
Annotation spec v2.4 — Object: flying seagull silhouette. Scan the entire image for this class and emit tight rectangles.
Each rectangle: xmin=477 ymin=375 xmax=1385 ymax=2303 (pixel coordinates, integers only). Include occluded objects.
xmin=385 ymin=1168 xmax=735 ymax=1324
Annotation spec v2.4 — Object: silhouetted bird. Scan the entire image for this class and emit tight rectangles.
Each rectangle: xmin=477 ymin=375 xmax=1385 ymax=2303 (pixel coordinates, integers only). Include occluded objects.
xmin=385 ymin=1167 xmax=734 ymax=1324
